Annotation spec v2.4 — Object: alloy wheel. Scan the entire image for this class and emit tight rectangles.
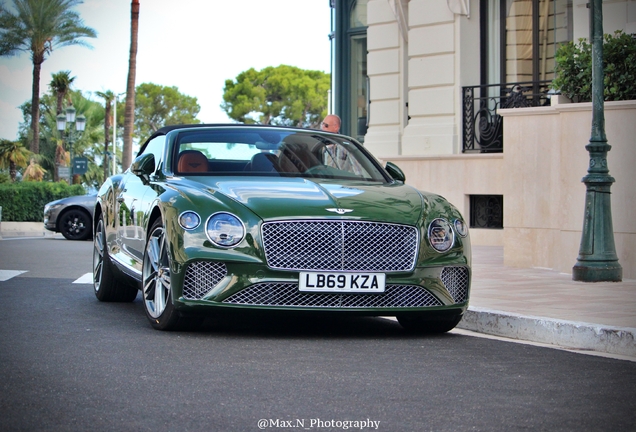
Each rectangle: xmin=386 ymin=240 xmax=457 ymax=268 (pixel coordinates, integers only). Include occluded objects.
xmin=143 ymin=226 xmax=171 ymax=318
xmin=93 ymin=219 xmax=105 ymax=293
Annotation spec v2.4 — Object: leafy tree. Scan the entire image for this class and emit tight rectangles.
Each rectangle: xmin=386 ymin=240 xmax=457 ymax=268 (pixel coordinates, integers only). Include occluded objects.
xmin=134 ymin=83 xmax=200 ymax=139
xmin=0 ymin=139 xmax=30 ymax=181
xmin=222 ymin=65 xmax=330 ymax=128
xmin=18 ymin=89 xmax=105 ymax=186
xmin=122 ymin=0 xmax=140 ymax=171
xmin=0 ymin=0 xmax=96 ymax=154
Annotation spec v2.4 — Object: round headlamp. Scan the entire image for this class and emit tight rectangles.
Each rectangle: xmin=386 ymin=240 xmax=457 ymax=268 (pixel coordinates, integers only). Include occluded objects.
xmin=179 ymin=211 xmax=201 ymax=230
xmin=454 ymin=219 xmax=468 ymax=237
xmin=206 ymin=212 xmax=245 ymax=247
xmin=428 ymin=218 xmax=454 ymax=252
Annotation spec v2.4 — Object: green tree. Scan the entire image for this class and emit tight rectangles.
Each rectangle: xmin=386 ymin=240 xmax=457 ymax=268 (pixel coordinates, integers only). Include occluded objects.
xmin=122 ymin=0 xmax=140 ymax=171
xmin=222 ymin=65 xmax=330 ymax=128
xmin=0 ymin=0 xmax=96 ymax=154
xmin=134 ymin=83 xmax=200 ymax=139
xmin=0 ymin=139 xmax=31 ymax=181
xmin=18 ymin=88 xmax=105 ymax=186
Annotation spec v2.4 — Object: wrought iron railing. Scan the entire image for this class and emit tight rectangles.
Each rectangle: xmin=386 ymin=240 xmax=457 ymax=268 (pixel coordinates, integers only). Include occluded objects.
xmin=462 ymin=80 xmax=553 ymax=153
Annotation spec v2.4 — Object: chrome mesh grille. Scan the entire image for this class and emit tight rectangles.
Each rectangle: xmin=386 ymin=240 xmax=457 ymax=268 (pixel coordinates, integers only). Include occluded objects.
xmin=440 ymin=266 xmax=470 ymax=304
xmin=182 ymin=261 xmax=228 ymax=300
xmin=262 ymin=221 xmax=418 ymax=272
xmin=222 ymin=283 xmax=442 ymax=308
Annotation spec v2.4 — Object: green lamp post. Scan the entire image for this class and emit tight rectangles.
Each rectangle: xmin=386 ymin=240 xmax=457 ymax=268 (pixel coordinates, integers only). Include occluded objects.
xmin=56 ymin=106 xmax=86 ymax=183
xmin=572 ymin=0 xmax=622 ymax=282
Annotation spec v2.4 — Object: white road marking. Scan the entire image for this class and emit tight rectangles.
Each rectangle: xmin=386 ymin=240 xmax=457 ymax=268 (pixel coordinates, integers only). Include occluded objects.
xmin=73 ymin=273 xmax=93 ymax=284
xmin=0 ymin=270 xmax=27 ymax=281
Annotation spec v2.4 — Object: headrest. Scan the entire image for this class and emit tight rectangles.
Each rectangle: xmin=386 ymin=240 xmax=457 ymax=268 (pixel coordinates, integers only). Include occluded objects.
xmin=178 ymin=150 xmax=208 ymax=173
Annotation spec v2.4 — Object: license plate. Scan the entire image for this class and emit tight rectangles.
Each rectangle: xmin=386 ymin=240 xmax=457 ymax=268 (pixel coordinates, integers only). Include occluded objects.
xmin=299 ymin=272 xmax=386 ymax=293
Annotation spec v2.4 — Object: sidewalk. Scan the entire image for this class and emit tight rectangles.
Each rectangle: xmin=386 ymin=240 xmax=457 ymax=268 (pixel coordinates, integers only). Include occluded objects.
xmin=0 ymin=221 xmax=56 ymax=239
xmin=461 ymin=246 xmax=636 ymax=359
xmin=1 ymin=223 xmax=634 ymax=358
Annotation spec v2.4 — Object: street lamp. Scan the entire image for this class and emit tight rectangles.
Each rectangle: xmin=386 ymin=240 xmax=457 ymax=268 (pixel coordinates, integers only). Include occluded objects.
xmin=56 ymin=106 xmax=86 ymax=183
xmin=572 ymin=0 xmax=622 ymax=282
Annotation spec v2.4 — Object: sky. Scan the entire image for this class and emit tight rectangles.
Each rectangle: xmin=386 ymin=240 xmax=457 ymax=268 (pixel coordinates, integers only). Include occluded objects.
xmin=0 ymin=0 xmax=333 ymax=140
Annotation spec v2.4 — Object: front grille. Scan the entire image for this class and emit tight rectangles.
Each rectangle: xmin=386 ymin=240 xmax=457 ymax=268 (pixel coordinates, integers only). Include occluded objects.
xmin=222 ymin=283 xmax=442 ymax=308
xmin=182 ymin=261 xmax=227 ymax=300
xmin=440 ymin=266 xmax=470 ymax=304
xmin=262 ymin=221 xmax=418 ymax=272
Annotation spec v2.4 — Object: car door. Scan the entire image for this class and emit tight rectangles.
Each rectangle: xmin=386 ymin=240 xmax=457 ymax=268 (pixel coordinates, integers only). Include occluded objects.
xmin=116 ymin=135 xmax=167 ymax=271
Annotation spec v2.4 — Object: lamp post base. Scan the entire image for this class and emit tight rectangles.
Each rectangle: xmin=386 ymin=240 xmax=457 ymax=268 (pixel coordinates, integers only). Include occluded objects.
xmin=572 ymin=261 xmax=622 ymax=282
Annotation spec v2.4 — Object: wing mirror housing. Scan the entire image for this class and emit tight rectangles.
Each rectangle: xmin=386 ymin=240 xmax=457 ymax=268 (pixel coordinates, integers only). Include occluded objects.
xmin=385 ymin=161 xmax=406 ymax=183
xmin=131 ymin=153 xmax=155 ymax=185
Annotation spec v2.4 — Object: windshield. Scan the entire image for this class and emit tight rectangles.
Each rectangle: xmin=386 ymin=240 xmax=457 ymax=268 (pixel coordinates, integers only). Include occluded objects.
xmin=173 ymin=128 xmax=389 ymax=183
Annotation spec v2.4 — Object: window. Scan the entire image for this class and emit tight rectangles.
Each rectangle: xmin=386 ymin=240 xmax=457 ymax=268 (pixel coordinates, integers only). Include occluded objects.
xmin=469 ymin=195 xmax=504 ymax=229
xmin=335 ymin=0 xmax=368 ymax=141
xmin=482 ymin=0 xmax=573 ymax=86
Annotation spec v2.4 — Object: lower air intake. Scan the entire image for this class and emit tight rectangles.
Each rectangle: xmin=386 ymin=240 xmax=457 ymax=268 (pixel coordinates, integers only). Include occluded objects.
xmin=182 ymin=261 xmax=227 ymax=300
xmin=440 ymin=266 xmax=470 ymax=304
xmin=222 ymin=283 xmax=442 ymax=308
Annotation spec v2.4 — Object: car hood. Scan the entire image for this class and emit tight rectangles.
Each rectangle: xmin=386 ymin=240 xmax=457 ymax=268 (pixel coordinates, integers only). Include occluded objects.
xmin=175 ymin=177 xmax=425 ymax=225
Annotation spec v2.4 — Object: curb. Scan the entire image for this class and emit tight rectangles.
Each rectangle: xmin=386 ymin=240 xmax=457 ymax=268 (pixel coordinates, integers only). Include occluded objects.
xmin=0 ymin=222 xmax=53 ymax=239
xmin=459 ymin=307 xmax=636 ymax=358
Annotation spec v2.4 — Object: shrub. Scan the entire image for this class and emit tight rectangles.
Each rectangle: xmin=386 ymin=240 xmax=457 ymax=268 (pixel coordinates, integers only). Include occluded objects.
xmin=552 ymin=31 xmax=636 ymax=102
xmin=0 ymin=181 xmax=86 ymax=222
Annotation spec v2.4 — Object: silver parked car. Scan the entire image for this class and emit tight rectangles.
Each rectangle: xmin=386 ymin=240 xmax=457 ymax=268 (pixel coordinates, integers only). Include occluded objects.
xmin=44 ymin=194 xmax=96 ymax=240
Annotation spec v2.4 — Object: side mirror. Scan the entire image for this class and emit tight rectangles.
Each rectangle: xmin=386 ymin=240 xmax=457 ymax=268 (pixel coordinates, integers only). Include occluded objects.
xmin=131 ymin=153 xmax=155 ymax=184
xmin=385 ymin=161 xmax=406 ymax=183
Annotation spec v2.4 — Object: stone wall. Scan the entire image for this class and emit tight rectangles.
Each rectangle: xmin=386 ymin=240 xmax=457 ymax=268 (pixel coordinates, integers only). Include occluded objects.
xmin=499 ymin=99 xmax=636 ymax=279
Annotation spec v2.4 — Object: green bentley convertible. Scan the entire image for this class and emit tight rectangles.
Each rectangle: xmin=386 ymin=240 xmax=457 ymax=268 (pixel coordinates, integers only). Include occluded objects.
xmin=93 ymin=124 xmax=471 ymax=332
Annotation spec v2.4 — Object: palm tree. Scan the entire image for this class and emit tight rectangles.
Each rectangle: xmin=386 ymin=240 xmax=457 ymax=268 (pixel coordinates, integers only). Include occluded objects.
xmin=122 ymin=0 xmax=140 ymax=171
xmin=0 ymin=139 xmax=31 ymax=182
xmin=23 ymin=158 xmax=46 ymax=181
xmin=96 ymin=90 xmax=114 ymax=180
xmin=0 ymin=0 xmax=96 ymax=155
xmin=49 ymin=70 xmax=76 ymax=115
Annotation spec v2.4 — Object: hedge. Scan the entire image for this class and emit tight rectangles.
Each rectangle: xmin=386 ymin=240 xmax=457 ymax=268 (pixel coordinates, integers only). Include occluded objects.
xmin=553 ymin=31 xmax=636 ymax=102
xmin=0 ymin=182 xmax=86 ymax=222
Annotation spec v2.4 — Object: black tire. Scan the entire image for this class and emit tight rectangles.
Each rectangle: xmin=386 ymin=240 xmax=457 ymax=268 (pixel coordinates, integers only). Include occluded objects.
xmin=397 ymin=314 xmax=462 ymax=334
xmin=142 ymin=219 xmax=197 ymax=331
xmin=59 ymin=208 xmax=92 ymax=240
xmin=93 ymin=215 xmax=138 ymax=302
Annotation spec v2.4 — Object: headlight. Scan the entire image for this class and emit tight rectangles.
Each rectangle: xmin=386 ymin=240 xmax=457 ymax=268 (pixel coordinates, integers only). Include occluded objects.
xmin=179 ymin=211 xmax=201 ymax=230
xmin=454 ymin=219 xmax=468 ymax=237
xmin=206 ymin=212 xmax=245 ymax=247
xmin=44 ymin=203 xmax=61 ymax=214
xmin=428 ymin=218 xmax=454 ymax=252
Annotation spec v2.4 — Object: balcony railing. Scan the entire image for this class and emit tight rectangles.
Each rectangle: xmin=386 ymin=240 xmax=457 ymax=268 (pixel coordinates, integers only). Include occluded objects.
xmin=462 ymin=80 xmax=553 ymax=153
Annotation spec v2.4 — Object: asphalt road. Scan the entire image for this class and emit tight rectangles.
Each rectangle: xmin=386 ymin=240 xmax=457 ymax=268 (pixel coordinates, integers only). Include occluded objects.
xmin=0 ymin=237 xmax=635 ymax=432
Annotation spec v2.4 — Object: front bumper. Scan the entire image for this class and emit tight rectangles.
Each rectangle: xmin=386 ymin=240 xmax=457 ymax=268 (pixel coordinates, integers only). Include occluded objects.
xmin=171 ymin=262 xmax=471 ymax=316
